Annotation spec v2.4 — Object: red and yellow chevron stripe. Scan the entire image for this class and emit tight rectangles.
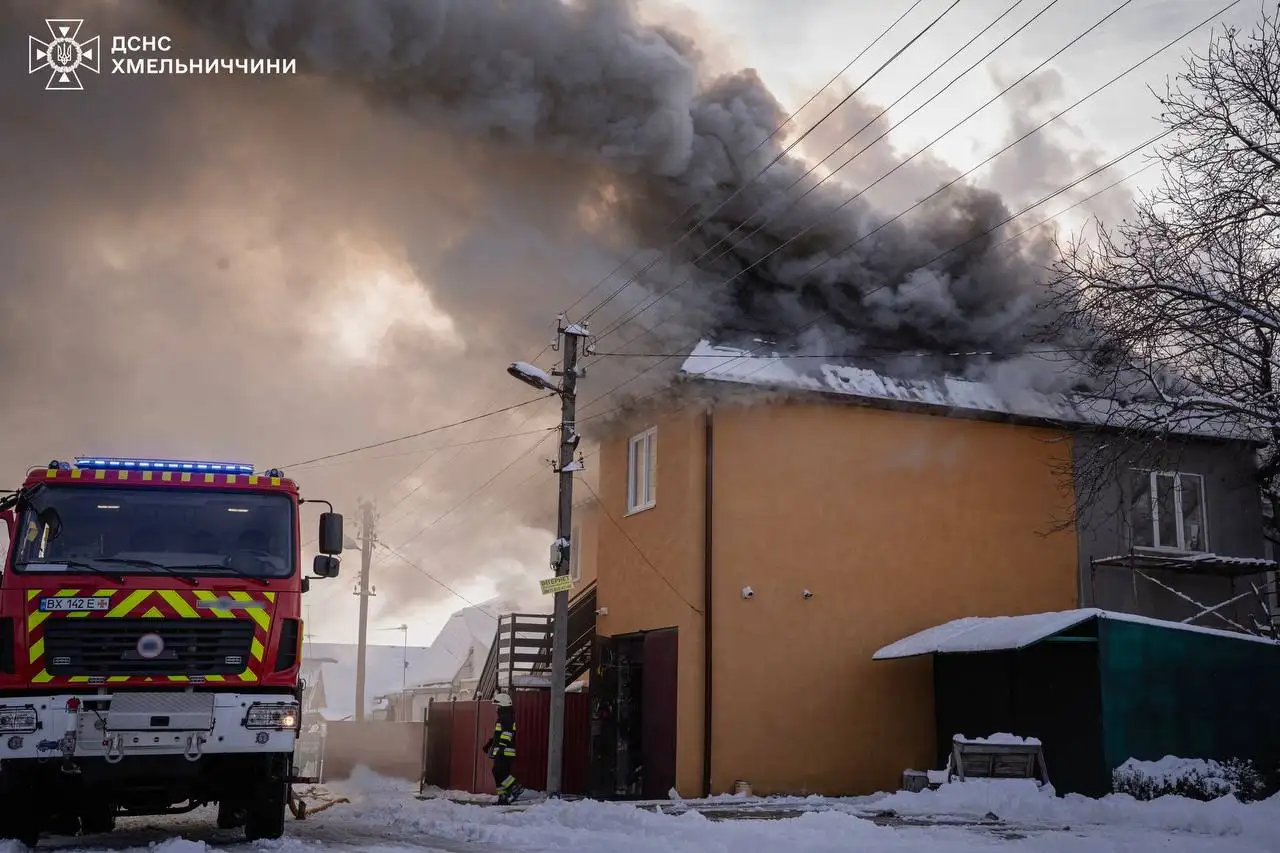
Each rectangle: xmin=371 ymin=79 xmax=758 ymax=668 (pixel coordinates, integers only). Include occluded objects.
xmin=25 ymin=588 xmax=278 ymax=686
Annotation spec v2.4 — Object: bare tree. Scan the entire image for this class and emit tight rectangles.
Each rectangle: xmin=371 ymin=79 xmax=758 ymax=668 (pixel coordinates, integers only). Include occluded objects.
xmin=1051 ymin=7 xmax=1280 ymax=543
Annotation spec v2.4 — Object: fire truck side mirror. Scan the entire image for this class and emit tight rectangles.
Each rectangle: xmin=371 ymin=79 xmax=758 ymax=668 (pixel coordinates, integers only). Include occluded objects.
xmin=0 ymin=509 xmax=13 ymax=540
xmin=312 ymin=555 xmax=340 ymax=578
xmin=318 ymin=512 xmax=344 ymax=555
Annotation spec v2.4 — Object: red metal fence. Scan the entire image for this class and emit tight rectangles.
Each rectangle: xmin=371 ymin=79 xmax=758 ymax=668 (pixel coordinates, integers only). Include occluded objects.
xmin=421 ymin=691 xmax=590 ymax=795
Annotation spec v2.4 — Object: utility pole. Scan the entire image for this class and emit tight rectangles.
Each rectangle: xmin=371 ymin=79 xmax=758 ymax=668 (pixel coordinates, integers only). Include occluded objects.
xmin=354 ymin=500 xmax=376 ymax=723
xmin=506 ymin=315 xmax=591 ymax=797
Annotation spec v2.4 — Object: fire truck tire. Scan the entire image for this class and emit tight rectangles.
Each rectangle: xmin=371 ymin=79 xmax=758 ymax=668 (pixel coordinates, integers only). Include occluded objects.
xmin=243 ymin=782 xmax=287 ymax=841
xmin=0 ymin=777 xmax=40 ymax=847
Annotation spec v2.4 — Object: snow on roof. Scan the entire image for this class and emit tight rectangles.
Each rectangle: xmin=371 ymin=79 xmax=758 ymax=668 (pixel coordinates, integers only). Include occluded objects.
xmin=303 ymin=642 xmax=451 ymax=720
xmin=872 ymin=608 xmax=1280 ymax=660
xmin=302 ymin=599 xmax=515 ymax=718
xmin=678 ymin=341 xmax=1262 ymax=442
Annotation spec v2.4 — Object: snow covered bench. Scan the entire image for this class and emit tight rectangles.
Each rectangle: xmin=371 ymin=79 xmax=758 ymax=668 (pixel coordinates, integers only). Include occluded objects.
xmin=947 ymin=734 xmax=1050 ymax=786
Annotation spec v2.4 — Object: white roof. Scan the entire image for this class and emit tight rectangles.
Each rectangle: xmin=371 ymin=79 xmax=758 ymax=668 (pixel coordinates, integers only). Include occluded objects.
xmin=678 ymin=341 xmax=1261 ymax=442
xmin=303 ymin=598 xmax=514 ymax=719
xmin=873 ymin=608 xmax=1280 ymax=660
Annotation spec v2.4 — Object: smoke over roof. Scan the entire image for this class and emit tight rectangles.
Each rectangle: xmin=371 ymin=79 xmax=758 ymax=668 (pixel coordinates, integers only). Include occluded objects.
xmin=2 ymin=0 xmax=1120 ymax=628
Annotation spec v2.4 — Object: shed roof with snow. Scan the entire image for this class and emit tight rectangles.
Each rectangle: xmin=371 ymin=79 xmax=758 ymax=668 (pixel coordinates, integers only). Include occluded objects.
xmin=677 ymin=340 xmax=1262 ymax=443
xmin=873 ymin=607 xmax=1279 ymax=660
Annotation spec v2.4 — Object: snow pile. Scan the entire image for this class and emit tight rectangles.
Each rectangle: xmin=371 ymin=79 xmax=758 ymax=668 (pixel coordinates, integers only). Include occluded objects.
xmin=954 ymin=733 xmax=1042 ymax=746
xmin=875 ymin=778 xmax=1280 ymax=841
xmin=311 ymin=767 xmax=1280 ymax=852
xmin=1113 ymin=756 xmax=1269 ymax=803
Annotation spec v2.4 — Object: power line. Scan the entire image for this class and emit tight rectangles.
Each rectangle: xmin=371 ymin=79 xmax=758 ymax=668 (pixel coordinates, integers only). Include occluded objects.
xmin=716 ymin=131 xmax=1167 ymax=386
xmin=575 ymin=478 xmax=702 ymax=615
xmin=592 ymin=346 xmax=1096 ymax=360
xmin=377 ymin=541 xmax=497 ymax=620
xmin=289 ymin=427 xmax=556 ymax=472
xmin=579 ymin=0 xmax=1238 ymax=404
xmin=556 ymin=0 xmax=930 ymax=324
xmin=593 ymin=0 xmax=1053 ymax=343
xmin=280 ymin=394 xmax=555 ymax=469
xmin=592 ymin=0 xmax=1142 ymax=345
xmin=576 ymin=0 xmax=965 ymax=325
xmin=377 ymin=426 xmax=560 ymax=530
xmin=571 ymin=128 xmax=1161 ymax=424
xmin=370 ymin=1 xmax=974 ymax=549
xmin=393 ymin=431 xmax=558 ymax=550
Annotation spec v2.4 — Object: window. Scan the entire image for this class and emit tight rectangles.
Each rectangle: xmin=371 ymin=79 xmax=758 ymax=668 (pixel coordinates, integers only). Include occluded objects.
xmin=1129 ymin=469 xmax=1208 ymax=552
xmin=12 ymin=485 xmax=296 ymax=578
xmin=569 ymin=523 xmax=581 ymax=582
xmin=627 ymin=427 xmax=657 ymax=514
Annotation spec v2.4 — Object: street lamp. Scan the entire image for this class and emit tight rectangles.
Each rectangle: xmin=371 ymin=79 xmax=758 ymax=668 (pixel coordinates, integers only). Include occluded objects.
xmin=507 ymin=361 xmax=560 ymax=392
xmin=378 ymin=624 xmax=410 ymax=688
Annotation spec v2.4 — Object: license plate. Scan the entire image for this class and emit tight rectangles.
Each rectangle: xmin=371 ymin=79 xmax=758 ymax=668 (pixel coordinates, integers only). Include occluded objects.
xmin=38 ymin=596 xmax=111 ymax=612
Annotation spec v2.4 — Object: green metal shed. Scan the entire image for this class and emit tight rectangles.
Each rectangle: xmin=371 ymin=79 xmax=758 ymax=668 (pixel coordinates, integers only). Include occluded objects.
xmin=874 ymin=608 xmax=1280 ymax=797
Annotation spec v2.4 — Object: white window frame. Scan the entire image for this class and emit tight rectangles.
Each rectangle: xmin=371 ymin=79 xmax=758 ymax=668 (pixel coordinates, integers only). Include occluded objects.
xmin=1128 ymin=468 xmax=1209 ymax=553
xmin=626 ymin=427 xmax=657 ymax=515
xmin=569 ymin=523 xmax=581 ymax=583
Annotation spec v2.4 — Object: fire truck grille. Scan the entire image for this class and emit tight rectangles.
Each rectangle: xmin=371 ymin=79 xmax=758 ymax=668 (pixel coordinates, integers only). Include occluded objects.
xmin=42 ymin=619 xmax=256 ymax=676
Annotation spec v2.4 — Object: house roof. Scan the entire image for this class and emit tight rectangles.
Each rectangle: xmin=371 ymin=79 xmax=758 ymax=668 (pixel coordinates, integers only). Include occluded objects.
xmin=678 ymin=340 xmax=1262 ymax=443
xmin=302 ymin=598 xmax=514 ymax=718
xmin=872 ymin=608 xmax=1280 ymax=661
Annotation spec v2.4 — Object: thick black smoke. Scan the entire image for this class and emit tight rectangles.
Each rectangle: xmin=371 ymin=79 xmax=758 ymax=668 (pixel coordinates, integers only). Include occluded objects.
xmin=1 ymin=0 xmax=1116 ymax=627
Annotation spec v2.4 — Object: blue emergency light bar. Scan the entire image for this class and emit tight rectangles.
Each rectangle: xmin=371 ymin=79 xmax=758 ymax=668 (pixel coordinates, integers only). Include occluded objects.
xmin=72 ymin=457 xmax=256 ymax=475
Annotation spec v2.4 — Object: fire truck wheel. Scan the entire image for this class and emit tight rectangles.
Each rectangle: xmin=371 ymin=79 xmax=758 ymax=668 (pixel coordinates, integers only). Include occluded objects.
xmin=243 ymin=782 xmax=286 ymax=842
xmin=0 ymin=779 xmax=39 ymax=847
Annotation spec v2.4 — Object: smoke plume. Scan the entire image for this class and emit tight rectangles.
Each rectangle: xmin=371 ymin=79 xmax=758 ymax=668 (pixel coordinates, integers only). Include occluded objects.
xmin=2 ymin=0 xmax=1116 ymax=631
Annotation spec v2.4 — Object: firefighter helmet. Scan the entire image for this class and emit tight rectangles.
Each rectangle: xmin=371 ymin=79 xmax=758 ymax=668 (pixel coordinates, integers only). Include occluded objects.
xmin=493 ymin=692 xmax=513 ymax=708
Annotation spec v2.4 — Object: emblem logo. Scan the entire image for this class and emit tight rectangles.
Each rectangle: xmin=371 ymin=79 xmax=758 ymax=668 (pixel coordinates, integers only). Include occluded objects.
xmin=136 ymin=632 xmax=165 ymax=660
xmin=28 ymin=19 xmax=100 ymax=92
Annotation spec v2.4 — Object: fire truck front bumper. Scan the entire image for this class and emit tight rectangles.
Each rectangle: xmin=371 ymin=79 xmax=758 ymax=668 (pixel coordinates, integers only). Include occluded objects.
xmin=0 ymin=692 xmax=300 ymax=762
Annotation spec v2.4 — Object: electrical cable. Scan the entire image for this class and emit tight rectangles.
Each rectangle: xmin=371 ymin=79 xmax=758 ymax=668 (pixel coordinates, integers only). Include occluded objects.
xmin=280 ymin=395 xmax=555 ymax=469
xmin=571 ymin=133 xmax=1161 ymax=424
xmin=591 ymin=0 xmax=1055 ymax=342
xmin=377 ymin=541 xmax=498 ymax=620
xmin=575 ymin=478 xmax=703 ymax=615
xmin=576 ymin=0 xmax=967 ymax=325
xmin=289 ymin=427 xmax=556 ymax=473
xmin=591 ymin=0 xmax=1150 ymax=345
xmin=555 ymin=0 xmax=933 ymax=324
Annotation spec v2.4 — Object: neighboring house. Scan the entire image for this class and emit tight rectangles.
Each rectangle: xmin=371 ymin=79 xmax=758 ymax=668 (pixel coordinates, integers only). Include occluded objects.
xmin=301 ymin=641 xmax=439 ymax=722
xmin=376 ymin=600 xmax=518 ymax=722
xmin=571 ymin=338 xmax=1275 ymax=800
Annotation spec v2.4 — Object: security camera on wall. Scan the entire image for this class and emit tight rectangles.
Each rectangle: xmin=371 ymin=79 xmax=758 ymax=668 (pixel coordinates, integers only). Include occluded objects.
xmin=741 ymin=586 xmax=754 ymax=599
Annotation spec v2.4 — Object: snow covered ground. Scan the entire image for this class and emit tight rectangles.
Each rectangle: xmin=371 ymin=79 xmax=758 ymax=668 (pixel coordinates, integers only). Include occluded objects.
xmin=10 ymin=767 xmax=1280 ymax=853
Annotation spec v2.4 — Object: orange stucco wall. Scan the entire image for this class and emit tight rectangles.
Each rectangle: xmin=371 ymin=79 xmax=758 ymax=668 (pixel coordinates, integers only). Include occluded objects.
xmin=592 ymin=407 xmax=707 ymax=796
xmin=590 ymin=399 xmax=1079 ymax=798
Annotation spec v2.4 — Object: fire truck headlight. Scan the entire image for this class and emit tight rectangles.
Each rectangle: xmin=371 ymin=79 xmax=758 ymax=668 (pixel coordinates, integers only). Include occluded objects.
xmin=0 ymin=706 xmax=38 ymax=734
xmin=245 ymin=702 xmax=300 ymax=731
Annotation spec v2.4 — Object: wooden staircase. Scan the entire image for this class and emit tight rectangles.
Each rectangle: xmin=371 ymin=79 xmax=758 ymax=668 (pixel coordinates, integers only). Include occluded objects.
xmin=475 ymin=585 xmax=596 ymax=699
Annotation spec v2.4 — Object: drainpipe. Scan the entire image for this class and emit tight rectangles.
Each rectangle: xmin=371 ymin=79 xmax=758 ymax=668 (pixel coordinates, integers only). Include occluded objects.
xmin=702 ymin=409 xmax=714 ymax=798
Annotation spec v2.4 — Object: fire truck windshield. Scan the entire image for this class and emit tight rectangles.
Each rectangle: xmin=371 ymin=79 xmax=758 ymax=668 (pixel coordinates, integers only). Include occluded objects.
xmin=11 ymin=486 xmax=295 ymax=579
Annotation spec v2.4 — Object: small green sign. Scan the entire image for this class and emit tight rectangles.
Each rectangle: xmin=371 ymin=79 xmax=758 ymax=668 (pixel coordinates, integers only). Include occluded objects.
xmin=539 ymin=575 xmax=575 ymax=595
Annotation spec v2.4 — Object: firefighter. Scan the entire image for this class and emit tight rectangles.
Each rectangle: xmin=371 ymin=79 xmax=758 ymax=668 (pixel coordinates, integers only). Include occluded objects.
xmin=481 ymin=693 xmax=524 ymax=805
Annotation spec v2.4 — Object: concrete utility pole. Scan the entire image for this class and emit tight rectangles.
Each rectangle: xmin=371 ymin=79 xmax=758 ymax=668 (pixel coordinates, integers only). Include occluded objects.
xmin=546 ymin=319 xmax=587 ymax=797
xmin=354 ymin=500 xmax=376 ymax=723
xmin=506 ymin=315 xmax=592 ymax=797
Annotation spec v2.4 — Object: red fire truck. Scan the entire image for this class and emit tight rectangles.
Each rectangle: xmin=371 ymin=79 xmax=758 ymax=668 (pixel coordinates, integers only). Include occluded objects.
xmin=0 ymin=457 xmax=344 ymax=846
